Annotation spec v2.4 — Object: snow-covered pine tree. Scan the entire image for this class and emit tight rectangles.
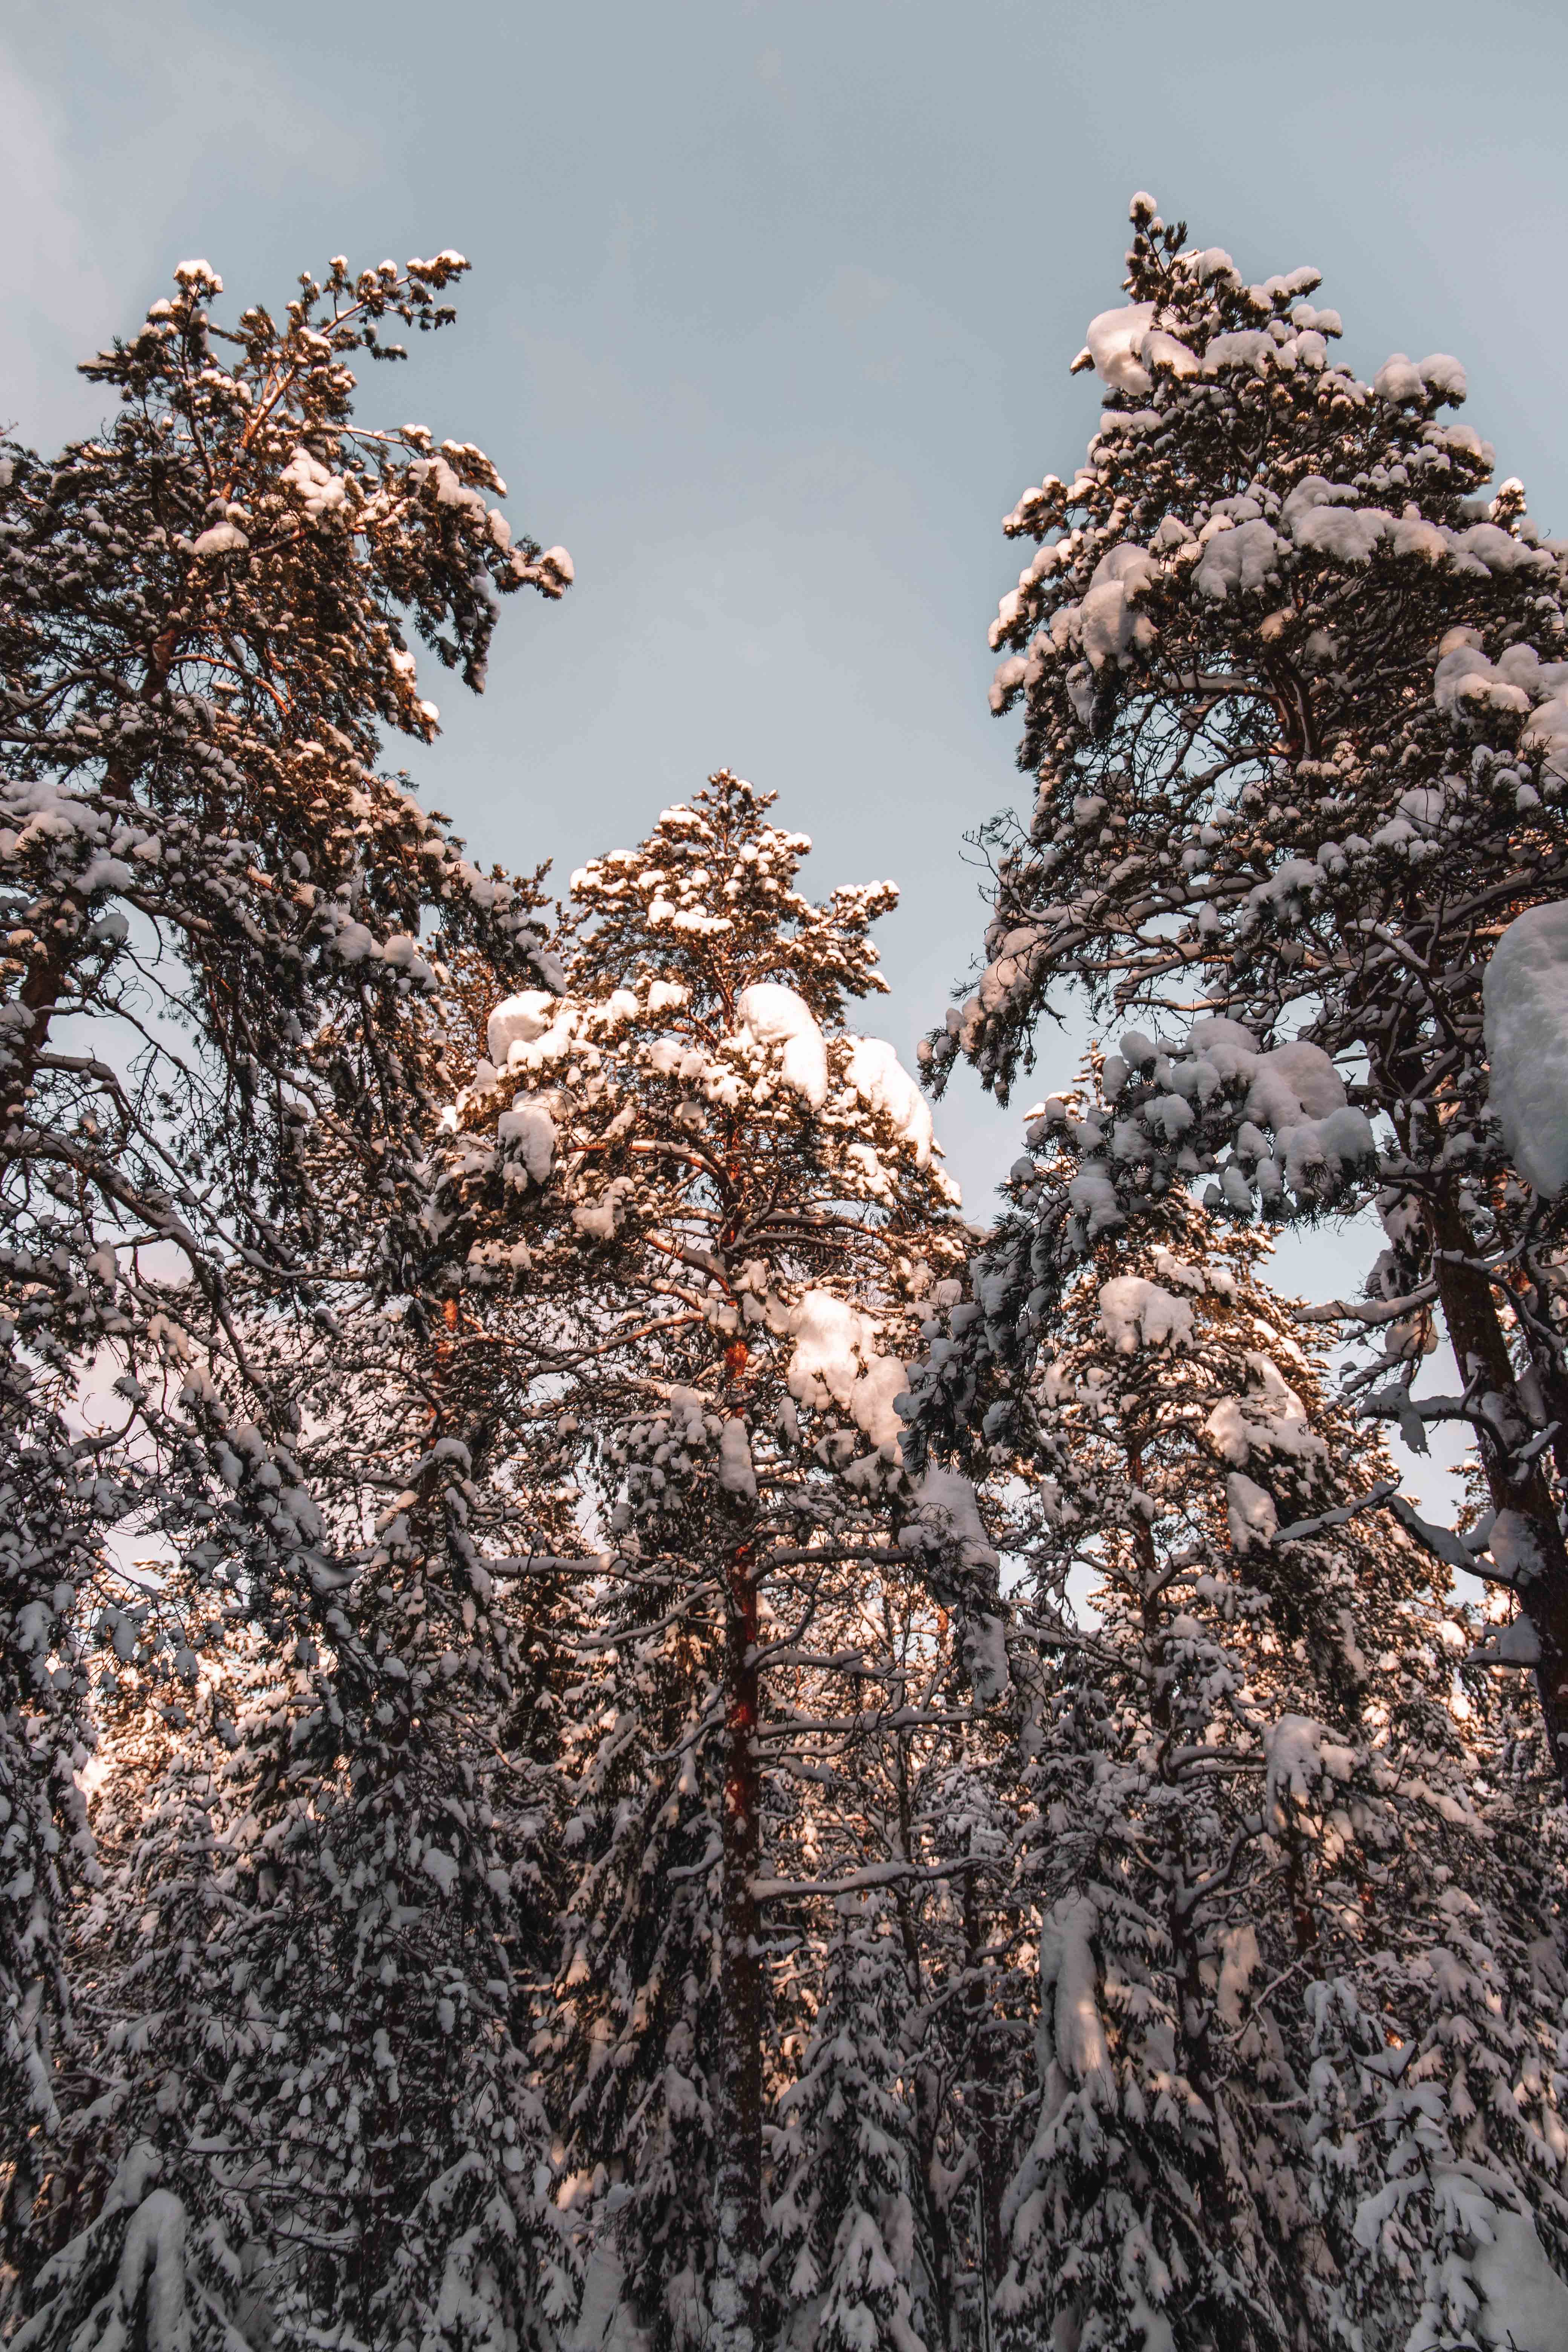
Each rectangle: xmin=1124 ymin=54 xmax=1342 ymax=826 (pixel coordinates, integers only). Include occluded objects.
xmin=422 ymin=773 xmax=975 ymax=2352
xmin=903 ymin=1080 xmax=1568 ymax=2348
xmin=929 ymin=189 xmax=1568 ymax=1795
xmin=1 ymin=251 xmax=568 ymax=2297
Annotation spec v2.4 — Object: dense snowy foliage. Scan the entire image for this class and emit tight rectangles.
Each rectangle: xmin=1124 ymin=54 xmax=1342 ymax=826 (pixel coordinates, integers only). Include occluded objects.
xmin=905 ymin=1081 xmax=1568 ymax=2348
xmin=421 ymin=773 xmax=975 ymax=2352
xmin=0 ymin=250 xmax=568 ymax=2318
xmin=935 ymin=188 xmax=1568 ymax=1821
xmin=6 ymin=201 xmax=1568 ymax=2352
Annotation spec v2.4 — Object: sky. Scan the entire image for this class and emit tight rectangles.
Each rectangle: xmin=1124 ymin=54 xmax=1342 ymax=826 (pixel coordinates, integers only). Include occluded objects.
xmin=7 ymin=0 xmax=1566 ymax=1294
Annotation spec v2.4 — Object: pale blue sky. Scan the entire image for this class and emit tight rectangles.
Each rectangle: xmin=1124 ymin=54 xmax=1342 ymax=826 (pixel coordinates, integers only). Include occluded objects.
xmin=6 ymin=0 xmax=1567 ymax=1250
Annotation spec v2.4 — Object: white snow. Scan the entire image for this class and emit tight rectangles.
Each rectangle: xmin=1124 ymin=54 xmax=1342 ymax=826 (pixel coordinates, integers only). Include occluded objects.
xmin=189 ymin=520 xmax=248 ymax=557
xmin=1435 ymin=642 xmax=1532 ymax=717
xmin=1206 ymin=1357 xmax=1325 ymax=1471
xmin=26 ymin=2149 xmax=198 ymax=2352
xmin=1081 ymin=303 xmax=1157 ymax=394
xmin=1524 ymin=693 xmax=1568 ymax=786
xmin=1204 ymin=329 xmax=1277 ymax=373
xmin=1192 ymin=519 xmax=1282 ymax=601
xmin=572 ymin=1176 xmax=636 ymax=1242
xmin=421 ymin=1847 xmax=459 ymax=1894
xmin=1487 ymin=1508 xmax=1545 ymax=1590
xmin=717 ymin=1418 xmax=758 ymax=1504
xmin=1214 ymin=1925 xmax=1260 ymax=2028
xmin=1078 ymin=544 xmax=1160 ymax=671
xmin=786 ymin=1290 xmax=909 ymax=1449
xmin=1242 ymin=1041 xmax=1345 ymax=1127
xmin=1037 ymin=1894 xmax=1116 ymax=2106
xmin=963 ymin=1612 xmax=1011 ymax=1705
xmin=1069 ymin=1166 xmax=1123 ymax=1236
xmin=1227 ymin=1472 xmax=1278 ymax=1554
xmin=1158 ymin=1024 xmax=1373 ymax=1199
xmin=900 ymin=1468 xmax=1001 ymax=1577
xmin=843 ymin=1036 xmax=934 ymax=1166
xmin=1474 ymin=1613 xmax=1542 ymax=1667
xmin=1078 ymin=302 xmax=1197 ymax=393
xmin=488 ymin=991 xmax=560 ymax=1063
xmin=1469 ymin=2195 xmax=1568 ymax=2350
xmin=1262 ymin=1715 xmax=1353 ymax=1827
xmin=281 ymin=447 xmax=347 ymax=517
xmin=1483 ymin=901 xmax=1568 ymax=1196
xmin=497 ymin=1102 xmax=556 ymax=1185
xmin=736 ymin=982 xmax=828 ymax=1109
xmin=1097 ymin=1276 xmax=1193 ymax=1356
xmin=1292 ymin=503 xmax=1393 ymax=566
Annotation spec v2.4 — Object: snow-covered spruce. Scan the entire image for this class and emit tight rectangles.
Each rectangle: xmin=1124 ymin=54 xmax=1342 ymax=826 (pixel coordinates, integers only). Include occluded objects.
xmin=772 ymin=1896 xmax=930 ymax=2352
xmin=903 ymin=1116 xmax=1568 ymax=2349
xmin=421 ymin=773 xmax=975 ymax=2352
xmin=932 ymin=188 xmax=1568 ymax=1795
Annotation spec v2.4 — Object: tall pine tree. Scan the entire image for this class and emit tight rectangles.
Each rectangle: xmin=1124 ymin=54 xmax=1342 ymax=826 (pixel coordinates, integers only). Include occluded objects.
xmin=422 ymin=773 xmax=974 ymax=2352
xmin=931 ymin=188 xmax=1568 ymax=1795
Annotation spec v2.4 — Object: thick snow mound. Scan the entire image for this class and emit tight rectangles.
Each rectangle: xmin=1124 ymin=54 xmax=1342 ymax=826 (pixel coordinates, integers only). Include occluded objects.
xmin=1227 ymin=1472 xmax=1278 ymax=1554
xmin=1484 ymin=901 xmax=1568 ymax=1195
xmin=1466 ymin=2189 xmax=1568 ymax=2350
xmin=786 ymin=1290 xmax=908 ymax=1449
xmin=1206 ymin=1356 xmax=1326 ymax=1469
xmin=1098 ymin=1276 xmax=1193 ymax=1355
xmin=488 ymin=990 xmax=559 ymax=1064
xmin=1077 ymin=303 xmax=1197 ymax=395
xmin=497 ymin=1102 xmax=556 ymax=1185
xmin=900 ymin=1468 xmax=1000 ymax=1577
xmin=1037 ymin=1894 xmax=1116 ymax=2106
xmin=1263 ymin=1715 xmax=1352 ymax=1829
xmin=842 ymin=1036 xmax=933 ymax=1166
xmin=1243 ymin=1040 xmax=1345 ymax=1127
xmin=717 ymin=1418 xmax=757 ymax=1503
xmin=1081 ymin=301 xmax=1156 ymax=392
xmin=572 ymin=1174 xmax=636 ymax=1242
xmin=1193 ymin=518 xmax=1283 ymax=602
xmin=737 ymin=982 xmax=828 ymax=1109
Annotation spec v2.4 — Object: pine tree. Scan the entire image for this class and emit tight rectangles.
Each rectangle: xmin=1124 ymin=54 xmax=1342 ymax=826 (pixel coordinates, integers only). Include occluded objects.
xmin=421 ymin=773 xmax=972 ymax=2352
xmin=929 ymin=188 xmax=1568 ymax=1795
xmin=39 ymin=889 xmax=596 ymax=2348
xmin=1 ymin=248 xmax=568 ymax=2298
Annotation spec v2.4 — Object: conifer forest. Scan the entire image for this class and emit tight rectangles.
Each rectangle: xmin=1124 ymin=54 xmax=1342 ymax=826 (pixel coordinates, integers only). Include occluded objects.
xmin=11 ymin=188 xmax=1568 ymax=2352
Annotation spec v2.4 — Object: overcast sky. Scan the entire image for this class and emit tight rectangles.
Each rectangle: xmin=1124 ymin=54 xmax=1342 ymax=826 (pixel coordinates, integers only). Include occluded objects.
xmin=7 ymin=0 xmax=1567 ymax=1251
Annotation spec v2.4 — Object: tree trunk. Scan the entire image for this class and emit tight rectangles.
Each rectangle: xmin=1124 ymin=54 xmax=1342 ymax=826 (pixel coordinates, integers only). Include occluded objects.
xmin=5 ymin=928 xmax=75 ymax=1124
xmin=1427 ymin=1200 xmax=1568 ymax=1794
xmin=890 ymin=1738 xmax=959 ymax=2352
xmin=711 ymin=1530 xmax=763 ymax=2352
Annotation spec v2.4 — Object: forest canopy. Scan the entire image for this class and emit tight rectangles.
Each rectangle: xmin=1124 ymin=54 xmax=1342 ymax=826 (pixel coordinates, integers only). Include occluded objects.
xmin=5 ymin=198 xmax=1568 ymax=2352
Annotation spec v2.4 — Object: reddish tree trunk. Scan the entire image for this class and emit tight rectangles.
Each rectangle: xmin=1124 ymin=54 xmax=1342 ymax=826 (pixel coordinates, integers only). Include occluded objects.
xmin=1428 ymin=1200 xmax=1568 ymax=1795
